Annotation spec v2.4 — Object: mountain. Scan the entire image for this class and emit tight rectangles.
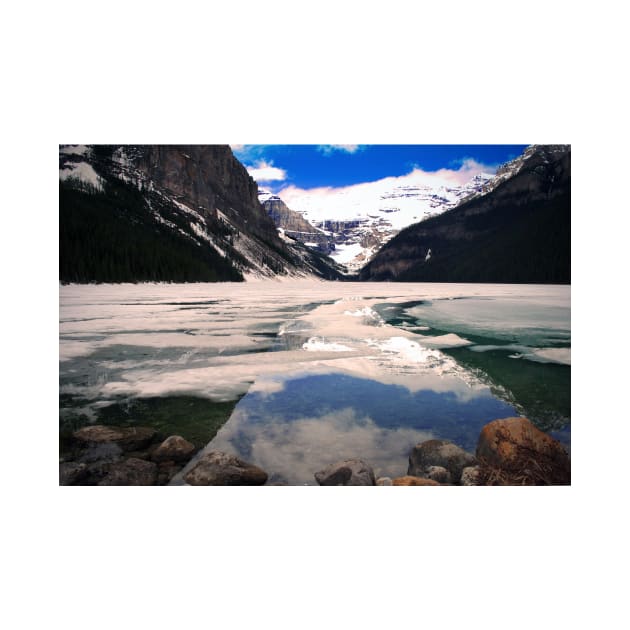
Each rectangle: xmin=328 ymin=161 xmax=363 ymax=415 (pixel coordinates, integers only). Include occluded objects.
xmin=59 ymin=145 xmax=343 ymax=283
xmin=359 ymin=145 xmax=570 ymax=283
xmin=258 ymin=189 xmax=334 ymax=254
xmin=274 ymin=171 xmax=495 ymax=272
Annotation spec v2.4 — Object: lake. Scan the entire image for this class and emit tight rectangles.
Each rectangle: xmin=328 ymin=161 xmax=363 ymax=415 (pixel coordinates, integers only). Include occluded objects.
xmin=59 ymin=280 xmax=570 ymax=484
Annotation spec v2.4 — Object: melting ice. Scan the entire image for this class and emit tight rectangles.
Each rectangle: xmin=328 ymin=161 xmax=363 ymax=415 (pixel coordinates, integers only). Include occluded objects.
xmin=59 ymin=280 xmax=570 ymax=484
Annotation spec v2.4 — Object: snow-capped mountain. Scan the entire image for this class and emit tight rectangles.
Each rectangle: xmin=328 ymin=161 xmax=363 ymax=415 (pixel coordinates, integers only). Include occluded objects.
xmin=360 ymin=144 xmax=571 ymax=283
xmin=268 ymin=171 xmax=495 ymax=271
xmin=59 ymin=145 xmax=344 ymax=283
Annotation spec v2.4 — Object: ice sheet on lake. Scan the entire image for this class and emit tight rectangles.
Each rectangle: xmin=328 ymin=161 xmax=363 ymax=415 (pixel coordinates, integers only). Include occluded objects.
xmin=60 ymin=280 xmax=570 ymax=415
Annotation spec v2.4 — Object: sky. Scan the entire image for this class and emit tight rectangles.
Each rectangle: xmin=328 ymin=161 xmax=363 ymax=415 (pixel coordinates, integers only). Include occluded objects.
xmin=231 ymin=144 xmax=528 ymax=193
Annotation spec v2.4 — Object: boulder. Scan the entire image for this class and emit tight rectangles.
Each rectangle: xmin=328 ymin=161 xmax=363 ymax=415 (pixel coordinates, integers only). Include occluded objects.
xmin=97 ymin=457 xmax=158 ymax=486
xmin=184 ymin=451 xmax=268 ymax=486
xmin=151 ymin=435 xmax=196 ymax=463
xmin=376 ymin=477 xmax=393 ymax=486
xmin=425 ymin=465 xmax=452 ymax=484
xmin=476 ymin=417 xmax=570 ymax=485
xmin=392 ymin=476 xmax=440 ymax=486
xmin=460 ymin=466 xmax=480 ymax=486
xmin=59 ymin=462 xmax=88 ymax=486
xmin=73 ymin=425 xmax=157 ymax=452
xmin=408 ymin=440 xmax=476 ymax=484
xmin=314 ymin=459 xmax=376 ymax=486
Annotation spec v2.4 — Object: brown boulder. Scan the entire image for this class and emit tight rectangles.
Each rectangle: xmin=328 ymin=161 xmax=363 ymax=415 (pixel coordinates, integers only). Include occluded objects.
xmin=476 ymin=417 xmax=570 ymax=485
xmin=151 ymin=435 xmax=196 ymax=463
xmin=184 ymin=451 xmax=268 ymax=486
xmin=392 ymin=476 xmax=440 ymax=486
xmin=73 ymin=425 xmax=157 ymax=452
xmin=98 ymin=457 xmax=158 ymax=486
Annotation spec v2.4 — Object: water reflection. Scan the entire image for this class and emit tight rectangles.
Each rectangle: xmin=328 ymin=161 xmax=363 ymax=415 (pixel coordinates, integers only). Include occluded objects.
xmin=182 ymin=372 xmax=518 ymax=485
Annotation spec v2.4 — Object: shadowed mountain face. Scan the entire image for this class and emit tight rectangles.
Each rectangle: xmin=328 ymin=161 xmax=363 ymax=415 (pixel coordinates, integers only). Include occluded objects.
xmin=59 ymin=145 xmax=343 ymax=283
xmin=359 ymin=145 xmax=570 ymax=284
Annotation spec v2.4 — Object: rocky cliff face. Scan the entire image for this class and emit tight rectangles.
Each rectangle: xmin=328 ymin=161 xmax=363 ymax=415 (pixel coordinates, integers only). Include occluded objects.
xmin=258 ymin=190 xmax=334 ymax=253
xmin=59 ymin=144 xmax=342 ymax=283
xmin=360 ymin=145 xmax=571 ymax=284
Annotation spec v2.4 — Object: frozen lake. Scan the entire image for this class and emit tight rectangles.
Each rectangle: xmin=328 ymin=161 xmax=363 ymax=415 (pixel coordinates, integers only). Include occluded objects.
xmin=59 ymin=280 xmax=570 ymax=484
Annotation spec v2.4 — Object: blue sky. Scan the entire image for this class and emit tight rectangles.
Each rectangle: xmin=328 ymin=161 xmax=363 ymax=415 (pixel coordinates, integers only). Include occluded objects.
xmin=231 ymin=144 xmax=528 ymax=191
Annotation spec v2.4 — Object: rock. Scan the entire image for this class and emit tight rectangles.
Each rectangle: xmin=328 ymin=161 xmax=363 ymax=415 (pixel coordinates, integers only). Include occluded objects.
xmin=73 ymin=425 xmax=157 ymax=452
xmin=425 ymin=465 xmax=452 ymax=484
xmin=156 ymin=461 xmax=183 ymax=486
xmin=460 ymin=466 xmax=480 ymax=486
xmin=408 ymin=440 xmax=476 ymax=484
xmin=184 ymin=451 xmax=268 ymax=486
xmin=97 ymin=458 xmax=158 ymax=486
xmin=392 ymin=476 xmax=440 ymax=486
xmin=151 ymin=435 xmax=196 ymax=463
xmin=314 ymin=459 xmax=376 ymax=486
xmin=476 ymin=417 xmax=570 ymax=485
xmin=376 ymin=477 xmax=393 ymax=486
xmin=78 ymin=441 xmax=123 ymax=464
xmin=59 ymin=462 xmax=88 ymax=485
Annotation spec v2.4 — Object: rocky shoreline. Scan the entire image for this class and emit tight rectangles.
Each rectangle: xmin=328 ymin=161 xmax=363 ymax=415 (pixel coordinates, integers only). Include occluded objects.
xmin=59 ymin=416 xmax=570 ymax=486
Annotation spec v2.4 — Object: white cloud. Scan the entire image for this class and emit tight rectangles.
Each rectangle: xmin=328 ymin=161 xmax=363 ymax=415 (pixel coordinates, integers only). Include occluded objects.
xmin=317 ymin=144 xmax=363 ymax=155
xmin=246 ymin=159 xmax=287 ymax=182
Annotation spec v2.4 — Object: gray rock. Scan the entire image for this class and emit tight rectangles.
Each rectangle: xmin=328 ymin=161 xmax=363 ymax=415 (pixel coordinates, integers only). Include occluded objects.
xmin=98 ymin=457 xmax=158 ymax=486
xmin=408 ymin=439 xmax=476 ymax=484
xmin=73 ymin=425 xmax=157 ymax=452
xmin=184 ymin=451 xmax=268 ymax=486
xmin=151 ymin=435 xmax=196 ymax=463
xmin=425 ymin=465 xmax=452 ymax=484
xmin=59 ymin=462 xmax=88 ymax=486
xmin=460 ymin=466 xmax=480 ymax=486
xmin=314 ymin=459 xmax=376 ymax=486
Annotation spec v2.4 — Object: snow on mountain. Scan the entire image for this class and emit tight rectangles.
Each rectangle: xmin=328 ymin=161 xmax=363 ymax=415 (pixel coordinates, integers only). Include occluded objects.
xmin=270 ymin=171 xmax=494 ymax=272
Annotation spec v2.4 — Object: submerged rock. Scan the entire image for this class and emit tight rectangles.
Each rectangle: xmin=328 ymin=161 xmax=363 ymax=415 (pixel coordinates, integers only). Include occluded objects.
xmin=408 ymin=440 xmax=476 ymax=484
xmin=98 ymin=458 xmax=158 ymax=486
xmin=476 ymin=417 xmax=570 ymax=485
xmin=184 ymin=451 xmax=268 ymax=486
xmin=314 ymin=459 xmax=376 ymax=486
xmin=73 ymin=425 xmax=157 ymax=452
xmin=392 ymin=476 xmax=440 ymax=486
xmin=151 ymin=435 xmax=196 ymax=463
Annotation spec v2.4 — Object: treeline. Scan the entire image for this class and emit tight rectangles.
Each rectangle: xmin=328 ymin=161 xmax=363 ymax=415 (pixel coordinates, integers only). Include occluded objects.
xmin=394 ymin=191 xmax=570 ymax=283
xmin=59 ymin=180 xmax=243 ymax=283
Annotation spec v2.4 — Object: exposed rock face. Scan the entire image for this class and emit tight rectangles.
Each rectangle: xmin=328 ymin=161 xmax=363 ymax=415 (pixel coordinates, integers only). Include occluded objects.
xmin=476 ymin=417 xmax=571 ymax=485
xmin=73 ymin=425 xmax=157 ymax=452
xmin=408 ymin=440 xmax=476 ymax=484
xmin=259 ymin=192 xmax=334 ymax=252
xmin=360 ymin=145 xmax=570 ymax=283
xmin=314 ymin=459 xmax=376 ymax=486
xmin=97 ymin=458 xmax=158 ymax=486
xmin=151 ymin=435 xmax=196 ymax=463
xmin=392 ymin=476 xmax=440 ymax=486
xmin=184 ymin=451 xmax=268 ymax=486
